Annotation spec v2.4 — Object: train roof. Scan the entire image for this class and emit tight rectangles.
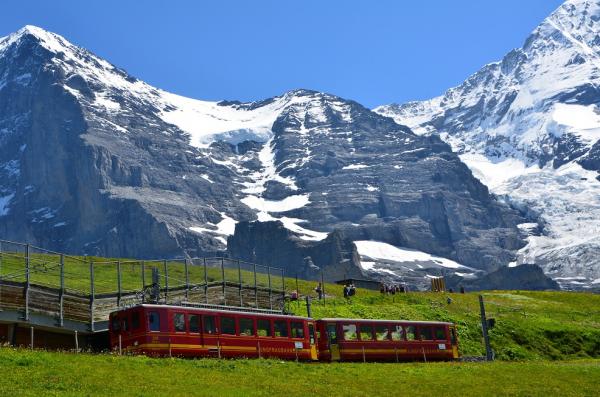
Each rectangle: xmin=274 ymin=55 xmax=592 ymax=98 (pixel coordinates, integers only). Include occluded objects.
xmin=113 ymin=305 xmax=454 ymax=325
xmin=318 ymin=318 xmax=454 ymax=325
xmin=117 ymin=303 xmax=313 ymax=321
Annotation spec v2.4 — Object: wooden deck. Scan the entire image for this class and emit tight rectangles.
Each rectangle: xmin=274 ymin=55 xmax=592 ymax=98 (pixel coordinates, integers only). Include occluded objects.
xmin=0 ymin=240 xmax=287 ymax=337
xmin=0 ymin=279 xmax=284 ymax=333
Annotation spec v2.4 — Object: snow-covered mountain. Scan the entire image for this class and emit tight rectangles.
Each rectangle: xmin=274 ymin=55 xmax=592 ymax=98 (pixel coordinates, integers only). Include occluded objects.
xmin=0 ymin=25 xmax=531 ymax=284
xmin=376 ymin=0 xmax=600 ymax=290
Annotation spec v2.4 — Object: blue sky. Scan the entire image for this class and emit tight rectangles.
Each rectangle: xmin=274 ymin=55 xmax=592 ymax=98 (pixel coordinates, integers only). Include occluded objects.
xmin=1 ymin=0 xmax=563 ymax=107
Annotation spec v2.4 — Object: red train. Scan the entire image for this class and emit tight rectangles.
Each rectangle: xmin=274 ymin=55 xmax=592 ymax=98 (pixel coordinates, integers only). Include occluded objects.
xmin=109 ymin=304 xmax=459 ymax=362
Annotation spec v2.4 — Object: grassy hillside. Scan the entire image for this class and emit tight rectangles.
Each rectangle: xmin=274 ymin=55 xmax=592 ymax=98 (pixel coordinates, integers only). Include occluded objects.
xmin=0 ymin=349 xmax=598 ymax=397
xmin=287 ymin=290 xmax=600 ymax=360
xmin=1 ymin=251 xmax=599 ymax=360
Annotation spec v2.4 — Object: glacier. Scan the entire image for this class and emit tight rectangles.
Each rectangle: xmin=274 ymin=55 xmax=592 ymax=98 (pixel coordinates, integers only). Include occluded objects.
xmin=376 ymin=0 xmax=600 ymax=289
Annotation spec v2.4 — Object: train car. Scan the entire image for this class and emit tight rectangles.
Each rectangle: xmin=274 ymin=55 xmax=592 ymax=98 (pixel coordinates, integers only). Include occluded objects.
xmin=109 ymin=304 xmax=318 ymax=361
xmin=316 ymin=318 xmax=459 ymax=362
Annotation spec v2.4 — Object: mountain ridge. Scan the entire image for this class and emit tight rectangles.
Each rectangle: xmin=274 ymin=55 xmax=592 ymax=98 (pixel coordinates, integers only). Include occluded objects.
xmin=375 ymin=0 xmax=600 ymax=289
xmin=0 ymin=24 xmax=528 ymax=285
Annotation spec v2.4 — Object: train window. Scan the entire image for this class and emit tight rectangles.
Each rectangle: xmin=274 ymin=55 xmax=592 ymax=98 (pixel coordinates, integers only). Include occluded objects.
xmin=221 ymin=316 xmax=236 ymax=335
xmin=391 ymin=325 xmax=404 ymax=341
xmin=122 ymin=317 xmax=129 ymax=332
xmin=342 ymin=324 xmax=358 ymax=341
xmin=435 ymin=327 xmax=446 ymax=340
xmin=204 ymin=316 xmax=217 ymax=334
xmin=239 ymin=318 xmax=255 ymax=336
xmin=291 ymin=321 xmax=305 ymax=339
xmin=420 ymin=326 xmax=433 ymax=340
xmin=148 ymin=311 xmax=160 ymax=332
xmin=308 ymin=324 xmax=316 ymax=344
xmin=174 ymin=313 xmax=186 ymax=332
xmin=405 ymin=325 xmax=416 ymax=341
xmin=257 ymin=319 xmax=272 ymax=337
xmin=189 ymin=315 xmax=200 ymax=333
xmin=111 ymin=316 xmax=121 ymax=332
xmin=274 ymin=320 xmax=289 ymax=338
xmin=375 ymin=325 xmax=390 ymax=341
xmin=359 ymin=324 xmax=374 ymax=341
xmin=132 ymin=312 xmax=140 ymax=329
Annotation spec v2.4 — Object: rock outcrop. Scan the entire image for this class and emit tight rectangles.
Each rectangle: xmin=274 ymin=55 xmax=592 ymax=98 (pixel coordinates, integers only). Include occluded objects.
xmin=447 ymin=264 xmax=560 ymax=291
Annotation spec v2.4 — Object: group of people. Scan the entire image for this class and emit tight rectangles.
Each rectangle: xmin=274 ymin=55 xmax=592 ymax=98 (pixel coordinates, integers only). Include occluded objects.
xmin=380 ymin=283 xmax=407 ymax=295
xmin=290 ymin=280 xmax=466 ymax=302
xmin=343 ymin=282 xmax=356 ymax=298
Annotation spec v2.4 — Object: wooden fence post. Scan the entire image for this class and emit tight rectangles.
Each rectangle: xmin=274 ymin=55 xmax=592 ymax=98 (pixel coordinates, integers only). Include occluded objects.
xmin=141 ymin=261 xmax=146 ymax=303
xmin=184 ymin=259 xmax=190 ymax=300
xmin=221 ymin=258 xmax=226 ymax=306
xmin=479 ymin=295 xmax=494 ymax=361
xmin=268 ymin=266 xmax=272 ymax=311
xmin=281 ymin=269 xmax=285 ymax=307
xmin=204 ymin=258 xmax=208 ymax=304
xmin=25 ymin=244 xmax=30 ymax=321
xmin=117 ymin=260 xmax=122 ymax=307
xmin=163 ymin=260 xmax=169 ymax=303
xmin=59 ymin=254 xmax=64 ymax=327
xmin=238 ymin=259 xmax=242 ymax=307
xmin=321 ymin=272 xmax=326 ymax=306
xmin=90 ymin=259 xmax=95 ymax=332
xmin=253 ymin=263 xmax=258 ymax=308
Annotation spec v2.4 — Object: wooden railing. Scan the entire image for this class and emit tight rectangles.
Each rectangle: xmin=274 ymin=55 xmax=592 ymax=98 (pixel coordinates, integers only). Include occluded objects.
xmin=0 ymin=239 xmax=285 ymax=333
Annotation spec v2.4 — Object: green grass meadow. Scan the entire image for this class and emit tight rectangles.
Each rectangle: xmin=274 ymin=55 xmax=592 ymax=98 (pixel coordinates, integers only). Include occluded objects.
xmin=0 ymin=348 xmax=598 ymax=396
xmin=1 ymin=250 xmax=600 ymax=395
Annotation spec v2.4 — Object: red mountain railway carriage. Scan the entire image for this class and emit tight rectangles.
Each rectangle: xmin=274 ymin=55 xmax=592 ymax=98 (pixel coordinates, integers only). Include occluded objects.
xmin=109 ymin=305 xmax=459 ymax=362
xmin=316 ymin=318 xmax=459 ymax=362
xmin=109 ymin=304 xmax=319 ymax=361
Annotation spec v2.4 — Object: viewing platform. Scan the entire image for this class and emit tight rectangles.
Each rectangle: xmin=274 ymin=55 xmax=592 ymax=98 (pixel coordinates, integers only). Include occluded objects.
xmin=0 ymin=239 xmax=286 ymax=348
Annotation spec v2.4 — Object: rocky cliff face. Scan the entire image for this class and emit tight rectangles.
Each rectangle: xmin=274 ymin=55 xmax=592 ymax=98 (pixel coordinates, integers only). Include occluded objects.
xmin=446 ymin=264 xmax=560 ymax=292
xmin=0 ymin=26 xmax=528 ymax=284
xmin=227 ymin=221 xmax=363 ymax=282
xmin=376 ymin=0 xmax=600 ymax=289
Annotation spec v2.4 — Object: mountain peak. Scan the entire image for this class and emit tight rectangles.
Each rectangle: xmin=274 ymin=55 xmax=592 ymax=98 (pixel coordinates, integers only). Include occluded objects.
xmin=1 ymin=25 xmax=72 ymax=55
xmin=533 ymin=0 xmax=600 ymax=51
xmin=17 ymin=25 xmax=51 ymax=37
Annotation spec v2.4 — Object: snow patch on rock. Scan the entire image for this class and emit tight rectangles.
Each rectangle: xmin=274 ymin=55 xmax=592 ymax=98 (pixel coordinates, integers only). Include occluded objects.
xmin=241 ymin=194 xmax=309 ymax=213
xmin=0 ymin=193 xmax=14 ymax=216
xmin=355 ymin=240 xmax=468 ymax=270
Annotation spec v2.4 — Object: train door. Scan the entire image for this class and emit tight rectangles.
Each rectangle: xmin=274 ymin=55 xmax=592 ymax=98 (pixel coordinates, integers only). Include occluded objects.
xmin=326 ymin=323 xmax=340 ymax=361
xmin=109 ymin=312 xmax=122 ymax=350
xmin=119 ymin=312 xmax=131 ymax=350
xmin=450 ymin=325 xmax=459 ymax=359
xmin=203 ymin=315 xmax=219 ymax=356
xmin=308 ymin=322 xmax=318 ymax=360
